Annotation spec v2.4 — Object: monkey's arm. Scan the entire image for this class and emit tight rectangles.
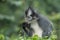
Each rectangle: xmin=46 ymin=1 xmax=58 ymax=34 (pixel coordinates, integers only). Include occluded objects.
xmin=22 ymin=22 xmax=33 ymax=36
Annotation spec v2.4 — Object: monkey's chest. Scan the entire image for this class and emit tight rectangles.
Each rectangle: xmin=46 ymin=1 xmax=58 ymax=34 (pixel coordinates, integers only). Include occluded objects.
xmin=31 ymin=21 xmax=43 ymax=37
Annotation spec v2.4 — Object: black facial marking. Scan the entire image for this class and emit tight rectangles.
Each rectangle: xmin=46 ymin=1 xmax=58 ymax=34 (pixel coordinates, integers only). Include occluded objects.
xmin=25 ymin=10 xmax=28 ymax=17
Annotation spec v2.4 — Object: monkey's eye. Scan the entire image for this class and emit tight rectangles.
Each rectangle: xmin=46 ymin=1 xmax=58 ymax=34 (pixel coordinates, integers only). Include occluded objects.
xmin=27 ymin=16 xmax=31 ymax=18
xmin=30 ymin=14 xmax=35 ymax=17
xmin=27 ymin=16 xmax=32 ymax=21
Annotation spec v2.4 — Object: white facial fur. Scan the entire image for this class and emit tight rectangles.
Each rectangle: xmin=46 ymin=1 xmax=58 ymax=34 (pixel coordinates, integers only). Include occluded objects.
xmin=28 ymin=9 xmax=32 ymax=16
xmin=25 ymin=9 xmax=32 ymax=21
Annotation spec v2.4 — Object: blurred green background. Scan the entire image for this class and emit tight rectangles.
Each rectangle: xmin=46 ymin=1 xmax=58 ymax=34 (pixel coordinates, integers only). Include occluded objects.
xmin=0 ymin=0 xmax=60 ymax=40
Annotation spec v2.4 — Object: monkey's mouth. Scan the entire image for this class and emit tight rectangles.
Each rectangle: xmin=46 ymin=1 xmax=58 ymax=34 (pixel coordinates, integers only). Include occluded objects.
xmin=25 ymin=17 xmax=32 ymax=21
xmin=27 ymin=17 xmax=35 ymax=21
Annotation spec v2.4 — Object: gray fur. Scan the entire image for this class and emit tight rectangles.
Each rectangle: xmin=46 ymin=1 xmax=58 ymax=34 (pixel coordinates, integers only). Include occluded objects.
xmin=36 ymin=14 xmax=53 ymax=37
xmin=23 ymin=7 xmax=53 ymax=38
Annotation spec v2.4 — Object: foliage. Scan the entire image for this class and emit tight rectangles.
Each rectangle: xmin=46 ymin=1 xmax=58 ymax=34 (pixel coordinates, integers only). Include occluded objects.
xmin=0 ymin=33 xmax=57 ymax=40
xmin=0 ymin=0 xmax=60 ymax=40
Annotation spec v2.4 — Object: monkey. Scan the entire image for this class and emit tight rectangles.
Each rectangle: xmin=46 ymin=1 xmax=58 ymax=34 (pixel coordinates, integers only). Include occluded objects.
xmin=22 ymin=7 xmax=53 ymax=38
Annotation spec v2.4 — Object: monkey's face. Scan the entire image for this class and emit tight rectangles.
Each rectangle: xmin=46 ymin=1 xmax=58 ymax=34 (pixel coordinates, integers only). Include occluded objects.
xmin=25 ymin=7 xmax=38 ymax=23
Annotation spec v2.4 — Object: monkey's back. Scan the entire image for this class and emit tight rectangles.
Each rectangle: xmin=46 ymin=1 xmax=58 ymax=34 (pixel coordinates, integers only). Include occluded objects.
xmin=37 ymin=14 xmax=53 ymax=37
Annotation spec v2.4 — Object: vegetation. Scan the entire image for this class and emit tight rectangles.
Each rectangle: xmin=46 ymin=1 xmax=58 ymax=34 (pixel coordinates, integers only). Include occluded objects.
xmin=0 ymin=0 xmax=60 ymax=40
